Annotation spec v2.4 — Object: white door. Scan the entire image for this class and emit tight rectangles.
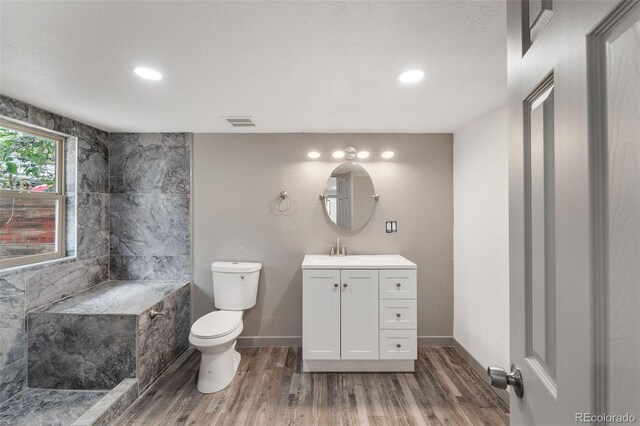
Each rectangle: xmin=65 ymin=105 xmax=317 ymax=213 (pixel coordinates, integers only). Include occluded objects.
xmin=504 ymin=0 xmax=640 ymax=424
xmin=302 ymin=269 xmax=340 ymax=360
xmin=340 ymin=269 xmax=379 ymax=360
xmin=336 ymin=172 xmax=352 ymax=230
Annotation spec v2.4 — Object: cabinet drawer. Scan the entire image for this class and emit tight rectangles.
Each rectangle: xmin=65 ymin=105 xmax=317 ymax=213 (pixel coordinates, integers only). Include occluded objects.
xmin=379 ymin=300 xmax=417 ymax=329
xmin=379 ymin=330 xmax=417 ymax=360
xmin=379 ymin=270 xmax=416 ymax=299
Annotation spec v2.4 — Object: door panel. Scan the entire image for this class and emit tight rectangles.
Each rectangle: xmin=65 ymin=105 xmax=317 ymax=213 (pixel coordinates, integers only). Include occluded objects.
xmin=604 ymin=5 xmax=640 ymax=418
xmin=340 ymin=269 xmax=378 ymax=360
xmin=527 ymin=82 xmax=557 ymax=384
xmin=302 ymin=269 xmax=340 ymax=360
xmin=508 ymin=0 xmax=626 ymax=424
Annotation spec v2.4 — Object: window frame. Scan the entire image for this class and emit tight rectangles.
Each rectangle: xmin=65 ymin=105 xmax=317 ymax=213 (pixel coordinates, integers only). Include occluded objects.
xmin=0 ymin=119 xmax=66 ymax=269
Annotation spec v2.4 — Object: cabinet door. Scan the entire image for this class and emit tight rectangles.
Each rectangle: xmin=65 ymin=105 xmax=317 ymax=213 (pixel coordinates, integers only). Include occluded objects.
xmin=340 ymin=269 xmax=379 ymax=359
xmin=303 ymin=269 xmax=341 ymax=359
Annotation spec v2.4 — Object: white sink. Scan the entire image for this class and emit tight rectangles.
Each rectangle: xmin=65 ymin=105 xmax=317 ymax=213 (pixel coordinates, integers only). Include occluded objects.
xmin=302 ymin=254 xmax=416 ymax=270
xmin=311 ymin=256 xmax=363 ymax=265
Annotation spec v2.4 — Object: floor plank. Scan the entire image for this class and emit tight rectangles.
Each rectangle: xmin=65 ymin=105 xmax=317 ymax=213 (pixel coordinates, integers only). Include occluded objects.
xmin=114 ymin=347 xmax=509 ymax=426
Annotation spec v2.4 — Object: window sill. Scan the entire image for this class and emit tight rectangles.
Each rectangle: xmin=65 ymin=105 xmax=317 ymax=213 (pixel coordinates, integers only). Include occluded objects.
xmin=0 ymin=255 xmax=78 ymax=276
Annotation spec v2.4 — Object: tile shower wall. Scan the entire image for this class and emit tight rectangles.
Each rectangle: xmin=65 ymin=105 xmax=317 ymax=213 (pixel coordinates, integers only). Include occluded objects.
xmin=108 ymin=133 xmax=191 ymax=281
xmin=0 ymin=95 xmax=110 ymax=403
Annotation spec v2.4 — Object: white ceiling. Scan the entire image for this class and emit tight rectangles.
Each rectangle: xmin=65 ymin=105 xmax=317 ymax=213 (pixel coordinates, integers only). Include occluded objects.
xmin=0 ymin=1 xmax=506 ymax=133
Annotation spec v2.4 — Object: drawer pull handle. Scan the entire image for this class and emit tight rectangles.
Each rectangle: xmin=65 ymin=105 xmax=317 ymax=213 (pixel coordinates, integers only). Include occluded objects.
xmin=343 ymin=283 xmax=348 ymax=288
xmin=396 ymin=313 xmax=401 ymax=318
xmin=396 ymin=283 xmax=402 ymax=288
xmin=334 ymin=283 xmax=339 ymax=288
xmin=396 ymin=344 xmax=402 ymax=348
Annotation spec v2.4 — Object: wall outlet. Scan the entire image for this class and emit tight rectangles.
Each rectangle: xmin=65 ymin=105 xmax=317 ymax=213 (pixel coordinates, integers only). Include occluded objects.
xmin=385 ymin=221 xmax=397 ymax=233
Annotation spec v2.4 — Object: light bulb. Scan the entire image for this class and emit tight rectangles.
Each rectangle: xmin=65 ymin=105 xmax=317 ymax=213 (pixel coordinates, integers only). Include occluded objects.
xmin=357 ymin=151 xmax=370 ymax=159
xmin=381 ymin=151 xmax=394 ymax=159
xmin=134 ymin=67 xmax=163 ymax=81
xmin=332 ymin=151 xmax=345 ymax=159
xmin=398 ymin=70 xmax=424 ymax=84
xmin=307 ymin=151 xmax=321 ymax=159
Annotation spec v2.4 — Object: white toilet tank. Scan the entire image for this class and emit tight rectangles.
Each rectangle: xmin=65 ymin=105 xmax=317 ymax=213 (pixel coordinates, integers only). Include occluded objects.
xmin=212 ymin=261 xmax=262 ymax=310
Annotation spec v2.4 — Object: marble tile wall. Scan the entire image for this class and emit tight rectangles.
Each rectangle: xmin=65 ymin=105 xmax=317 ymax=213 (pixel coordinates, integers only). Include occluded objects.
xmin=109 ymin=133 xmax=191 ymax=281
xmin=137 ymin=284 xmax=190 ymax=392
xmin=27 ymin=313 xmax=137 ymax=389
xmin=1 ymin=97 xmax=193 ymax=405
xmin=0 ymin=95 xmax=110 ymax=403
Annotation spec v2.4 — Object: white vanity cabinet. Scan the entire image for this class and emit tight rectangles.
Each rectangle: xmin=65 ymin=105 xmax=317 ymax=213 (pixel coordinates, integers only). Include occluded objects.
xmin=302 ymin=255 xmax=417 ymax=372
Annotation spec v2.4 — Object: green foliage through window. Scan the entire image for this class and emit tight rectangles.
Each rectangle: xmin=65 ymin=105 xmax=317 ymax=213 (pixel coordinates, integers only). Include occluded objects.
xmin=0 ymin=126 xmax=57 ymax=191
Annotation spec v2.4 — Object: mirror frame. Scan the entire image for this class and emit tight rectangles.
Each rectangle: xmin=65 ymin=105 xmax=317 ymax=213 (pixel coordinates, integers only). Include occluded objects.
xmin=319 ymin=163 xmax=378 ymax=234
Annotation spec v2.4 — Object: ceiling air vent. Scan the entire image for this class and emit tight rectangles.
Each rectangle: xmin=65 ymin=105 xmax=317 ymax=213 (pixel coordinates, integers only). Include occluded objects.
xmin=223 ymin=116 xmax=255 ymax=127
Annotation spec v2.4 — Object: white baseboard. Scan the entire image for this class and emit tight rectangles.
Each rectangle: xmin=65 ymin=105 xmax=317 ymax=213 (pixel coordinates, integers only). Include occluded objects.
xmin=417 ymin=336 xmax=455 ymax=347
xmin=451 ymin=338 xmax=510 ymax=406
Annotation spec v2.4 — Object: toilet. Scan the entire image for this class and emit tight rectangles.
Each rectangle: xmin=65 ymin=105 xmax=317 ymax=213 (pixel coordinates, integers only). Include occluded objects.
xmin=189 ymin=261 xmax=261 ymax=393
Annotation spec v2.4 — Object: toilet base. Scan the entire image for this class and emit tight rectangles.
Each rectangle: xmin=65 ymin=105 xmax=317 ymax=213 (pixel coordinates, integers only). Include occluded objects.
xmin=196 ymin=346 xmax=241 ymax=393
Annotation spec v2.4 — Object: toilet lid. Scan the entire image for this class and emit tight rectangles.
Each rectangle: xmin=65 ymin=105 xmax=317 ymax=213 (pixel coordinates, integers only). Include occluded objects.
xmin=191 ymin=311 xmax=242 ymax=339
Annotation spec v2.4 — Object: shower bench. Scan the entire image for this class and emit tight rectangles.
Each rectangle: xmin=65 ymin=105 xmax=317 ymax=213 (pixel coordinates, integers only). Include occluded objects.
xmin=27 ymin=280 xmax=190 ymax=394
xmin=14 ymin=280 xmax=191 ymax=424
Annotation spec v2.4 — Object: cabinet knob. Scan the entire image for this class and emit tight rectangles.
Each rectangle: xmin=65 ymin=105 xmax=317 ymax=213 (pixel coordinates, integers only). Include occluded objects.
xmin=396 ymin=282 xmax=402 ymax=288
xmin=396 ymin=313 xmax=401 ymax=318
xmin=334 ymin=283 xmax=339 ymax=288
xmin=396 ymin=344 xmax=402 ymax=348
xmin=343 ymin=283 xmax=348 ymax=288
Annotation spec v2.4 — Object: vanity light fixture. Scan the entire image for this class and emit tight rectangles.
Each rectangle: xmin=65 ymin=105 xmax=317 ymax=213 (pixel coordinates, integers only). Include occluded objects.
xmin=309 ymin=147 xmax=393 ymax=161
xmin=398 ymin=69 xmax=424 ymax=84
xmin=134 ymin=67 xmax=163 ymax=81
xmin=345 ymin=146 xmax=358 ymax=161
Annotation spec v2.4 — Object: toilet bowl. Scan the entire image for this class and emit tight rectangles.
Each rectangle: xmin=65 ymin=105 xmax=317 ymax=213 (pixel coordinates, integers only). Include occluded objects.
xmin=190 ymin=261 xmax=261 ymax=393
xmin=189 ymin=310 xmax=244 ymax=393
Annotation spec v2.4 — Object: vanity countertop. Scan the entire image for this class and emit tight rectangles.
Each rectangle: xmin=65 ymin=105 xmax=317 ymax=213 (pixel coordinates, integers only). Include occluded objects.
xmin=302 ymin=254 xmax=416 ymax=270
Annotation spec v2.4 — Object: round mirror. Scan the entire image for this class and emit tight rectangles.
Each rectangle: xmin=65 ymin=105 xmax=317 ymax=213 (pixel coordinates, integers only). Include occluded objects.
xmin=322 ymin=163 xmax=377 ymax=232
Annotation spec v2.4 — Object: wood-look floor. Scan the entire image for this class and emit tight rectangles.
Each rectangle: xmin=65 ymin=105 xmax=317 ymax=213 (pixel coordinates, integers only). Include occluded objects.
xmin=115 ymin=347 xmax=509 ymax=425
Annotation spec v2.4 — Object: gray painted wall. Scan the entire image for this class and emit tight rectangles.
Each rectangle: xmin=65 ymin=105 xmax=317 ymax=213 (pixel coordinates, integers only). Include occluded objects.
xmin=192 ymin=133 xmax=453 ymax=339
xmin=0 ymin=95 xmax=110 ymax=402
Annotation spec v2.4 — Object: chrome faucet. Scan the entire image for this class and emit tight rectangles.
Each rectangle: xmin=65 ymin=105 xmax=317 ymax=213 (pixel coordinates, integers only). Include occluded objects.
xmin=327 ymin=237 xmax=349 ymax=256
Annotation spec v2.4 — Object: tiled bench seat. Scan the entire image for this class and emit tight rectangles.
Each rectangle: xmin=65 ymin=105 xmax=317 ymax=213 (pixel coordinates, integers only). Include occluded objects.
xmin=27 ymin=280 xmax=190 ymax=394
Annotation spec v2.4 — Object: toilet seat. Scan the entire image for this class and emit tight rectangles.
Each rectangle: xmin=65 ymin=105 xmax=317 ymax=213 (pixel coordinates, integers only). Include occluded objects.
xmin=191 ymin=311 xmax=243 ymax=339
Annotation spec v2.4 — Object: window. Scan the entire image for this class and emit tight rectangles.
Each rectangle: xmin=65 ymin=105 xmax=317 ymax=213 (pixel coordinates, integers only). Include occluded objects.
xmin=0 ymin=119 xmax=66 ymax=268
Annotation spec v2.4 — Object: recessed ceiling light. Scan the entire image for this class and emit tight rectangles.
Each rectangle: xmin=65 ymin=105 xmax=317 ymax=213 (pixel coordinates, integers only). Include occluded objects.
xmin=308 ymin=151 xmax=321 ymax=159
xmin=333 ymin=151 xmax=345 ymax=159
xmin=134 ymin=67 xmax=163 ymax=81
xmin=398 ymin=70 xmax=424 ymax=84
xmin=381 ymin=151 xmax=395 ymax=159
xmin=357 ymin=151 xmax=370 ymax=159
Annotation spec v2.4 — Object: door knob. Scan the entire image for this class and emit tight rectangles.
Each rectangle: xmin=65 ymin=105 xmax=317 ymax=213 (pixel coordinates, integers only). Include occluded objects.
xmin=343 ymin=283 xmax=348 ymax=288
xmin=487 ymin=364 xmax=524 ymax=398
xmin=396 ymin=283 xmax=401 ymax=287
xmin=396 ymin=313 xmax=401 ymax=318
xmin=334 ymin=283 xmax=339 ymax=288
